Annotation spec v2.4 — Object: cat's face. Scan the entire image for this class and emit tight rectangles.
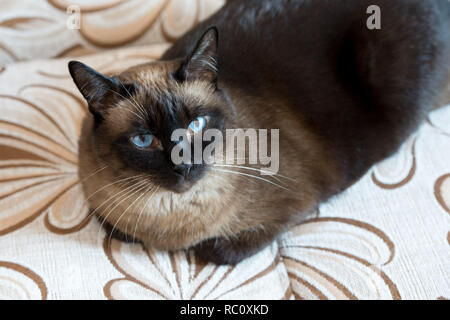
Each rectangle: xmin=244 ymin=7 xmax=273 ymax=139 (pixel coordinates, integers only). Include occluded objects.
xmin=70 ymin=28 xmax=235 ymax=193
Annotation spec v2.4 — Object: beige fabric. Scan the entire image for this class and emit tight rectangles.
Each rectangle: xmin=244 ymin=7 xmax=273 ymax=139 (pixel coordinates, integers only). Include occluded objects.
xmin=0 ymin=0 xmax=449 ymax=300
xmin=0 ymin=0 xmax=225 ymax=66
xmin=0 ymin=46 xmax=448 ymax=300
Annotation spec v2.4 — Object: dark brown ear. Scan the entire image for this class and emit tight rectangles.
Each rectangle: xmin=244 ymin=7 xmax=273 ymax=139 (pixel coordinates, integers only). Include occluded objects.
xmin=175 ymin=26 xmax=219 ymax=84
xmin=68 ymin=60 xmax=123 ymax=121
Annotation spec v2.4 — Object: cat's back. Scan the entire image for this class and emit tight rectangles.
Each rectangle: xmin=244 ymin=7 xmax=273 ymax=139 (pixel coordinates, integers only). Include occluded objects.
xmin=163 ymin=0 xmax=450 ymax=187
xmin=164 ymin=0 xmax=448 ymax=94
xmin=163 ymin=0 xmax=348 ymax=85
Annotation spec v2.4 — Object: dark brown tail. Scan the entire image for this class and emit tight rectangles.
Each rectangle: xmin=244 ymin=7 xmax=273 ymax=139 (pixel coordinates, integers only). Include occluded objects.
xmin=434 ymin=0 xmax=450 ymax=109
xmin=433 ymin=72 xmax=450 ymax=110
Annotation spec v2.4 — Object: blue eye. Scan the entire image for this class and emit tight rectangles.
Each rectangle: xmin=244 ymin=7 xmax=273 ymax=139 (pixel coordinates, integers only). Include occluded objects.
xmin=131 ymin=134 xmax=154 ymax=148
xmin=188 ymin=116 xmax=206 ymax=133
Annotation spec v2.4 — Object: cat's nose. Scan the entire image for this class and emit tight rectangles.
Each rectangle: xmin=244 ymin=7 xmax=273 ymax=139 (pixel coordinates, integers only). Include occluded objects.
xmin=173 ymin=164 xmax=192 ymax=179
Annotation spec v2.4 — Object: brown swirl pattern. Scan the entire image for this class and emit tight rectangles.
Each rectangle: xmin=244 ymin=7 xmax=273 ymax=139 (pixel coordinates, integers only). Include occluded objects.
xmin=0 ymin=0 xmax=224 ymax=66
xmin=0 ymin=4 xmax=449 ymax=296
xmin=0 ymin=90 xmax=83 ymax=235
xmin=48 ymin=0 xmax=128 ymax=13
xmin=279 ymin=218 xmax=400 ymax=300
xmin=0 ymin=48 xmax=164 ymax=235
xmin=427 ymin=104 xmax=450 ymax=136
xmin=103 ymin=237 xmax=291 ymax=300
xmin=435 ymin=174 xmax=450 ymax=215
xmin=0 ymin=261 xmax=47 ymax=300
xmin=371 ymin=135 xmax=417 ymax=189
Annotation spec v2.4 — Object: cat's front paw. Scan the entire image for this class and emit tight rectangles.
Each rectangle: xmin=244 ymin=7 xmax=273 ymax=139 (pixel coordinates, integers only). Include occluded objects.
xmin=193 ymin=237 xmax=257 ymax=265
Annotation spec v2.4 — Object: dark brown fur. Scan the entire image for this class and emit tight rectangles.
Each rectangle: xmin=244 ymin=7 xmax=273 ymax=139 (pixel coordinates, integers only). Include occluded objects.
xmin=70 ymin=0 xmax=450 ymax=264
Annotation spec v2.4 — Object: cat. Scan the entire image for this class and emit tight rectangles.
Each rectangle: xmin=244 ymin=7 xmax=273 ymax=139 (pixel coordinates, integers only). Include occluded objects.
xmin=69 ymin=0 xmax=450 ymax=264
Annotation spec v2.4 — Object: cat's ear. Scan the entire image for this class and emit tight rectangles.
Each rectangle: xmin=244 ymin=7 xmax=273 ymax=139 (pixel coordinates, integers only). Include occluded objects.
xmin=175 ymin=26 xmax=219 ymax=84
xmin=68 ymin=60 xmax=122 ymax=120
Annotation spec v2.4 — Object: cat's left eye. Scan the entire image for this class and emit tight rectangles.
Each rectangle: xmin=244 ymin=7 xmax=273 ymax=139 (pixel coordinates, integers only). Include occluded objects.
xmin=130 ymin=134 xmax=154 ymax=149
xmin=188 ymin=116 xmax=207 ymax=134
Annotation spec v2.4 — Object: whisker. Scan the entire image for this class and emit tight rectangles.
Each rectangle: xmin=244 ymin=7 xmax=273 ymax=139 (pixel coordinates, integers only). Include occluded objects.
xmin=131 ymin=186 xmax=160 ymax=246
xmin=124 ymin=184 xmax=152 ymax=243
xmin=123 ymin=183 xmax=155 ymax=242
xmin=213 ymin=157 xmax=249 ymax=164
xmin=78 ymin=164 xmax=109 ymax=184
xmin=213 ymin=164 xmax=296 ymax=183
xmin=212 ymin=167 xmax=291 ymax=191
xmin=104 ymin=88 xmax=147 ymax=121
xmin=117 ymin=81 xmax=148 ymax=120
xmin=84 ymin=175 xmax=146 ymax=222
xmin=96 ymin=178 xmax=150 ymax=242
xmin=96 ymin=177 xmax=148 ymax=222
xmin=81 ymin=174 xmax=144 ymax=208
xmin=108 ymin=182 xmax=150 ymax=248
xmin=210 ymin=172 xmax=237 ymax=191
xmin=110 ymin=86 xmax=146 ymax=119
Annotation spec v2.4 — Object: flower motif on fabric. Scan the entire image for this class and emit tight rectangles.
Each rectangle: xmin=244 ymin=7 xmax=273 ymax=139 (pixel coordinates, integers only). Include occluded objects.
xmin=103 ymin=237 xmax=291 ymax=300
xmin=371 ymin=135 xmax=417 ymax=189
xmin=279 ymin=217 xmax=401 ymax=299
xmin=0 ymin=260 xmax=47 ymax=299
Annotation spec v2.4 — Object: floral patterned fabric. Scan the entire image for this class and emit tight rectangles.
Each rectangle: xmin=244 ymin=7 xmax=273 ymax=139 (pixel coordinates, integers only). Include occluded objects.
xmin=0 ymin=0 xmax=449 ymax=300
xmin=0 ymin=45 xmax=448 ymax=300
xmin=0 ymin=0 xmax=225 ymax=66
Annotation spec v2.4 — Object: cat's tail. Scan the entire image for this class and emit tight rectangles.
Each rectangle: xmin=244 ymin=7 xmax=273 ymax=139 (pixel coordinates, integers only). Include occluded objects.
xmin=432 ymin=0 xmax=450 ymax=109
xmin=434 ymin=72 xmax=450 ymax=110
xmin=442 ymin=0 xmax=450 ymax=20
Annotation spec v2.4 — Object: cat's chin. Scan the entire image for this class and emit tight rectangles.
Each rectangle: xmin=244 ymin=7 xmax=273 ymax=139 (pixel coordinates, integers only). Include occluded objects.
xmin=168 ymin=180 xmax=196 ymax=194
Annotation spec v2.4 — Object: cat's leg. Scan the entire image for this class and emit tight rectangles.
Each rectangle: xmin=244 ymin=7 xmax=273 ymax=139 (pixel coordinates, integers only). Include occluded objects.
xmin=97 ymin=215 xmax=142 ymax=244
xmin=193 ymin=226 xmax=280 ymax=265
xmin=193 ymin=203 xmax=317 ymax=265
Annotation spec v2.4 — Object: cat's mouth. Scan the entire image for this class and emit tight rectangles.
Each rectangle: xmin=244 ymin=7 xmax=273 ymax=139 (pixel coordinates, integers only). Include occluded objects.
xmin=171 ymin=181 xmax=195 ymax=193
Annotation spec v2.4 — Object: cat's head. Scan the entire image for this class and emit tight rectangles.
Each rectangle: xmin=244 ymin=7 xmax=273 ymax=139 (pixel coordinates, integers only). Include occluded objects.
xmin=69 ymin=27 xmax=235 ymax=193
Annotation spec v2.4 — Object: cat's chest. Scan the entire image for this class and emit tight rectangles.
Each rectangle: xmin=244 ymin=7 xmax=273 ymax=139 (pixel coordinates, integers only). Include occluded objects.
xmin=146 ymin=186 xmax=227 ymax=218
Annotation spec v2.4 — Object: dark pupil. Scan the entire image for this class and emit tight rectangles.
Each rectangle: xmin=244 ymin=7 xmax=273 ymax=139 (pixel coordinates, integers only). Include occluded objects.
xmin=139 ymin=135 xmax=146 ymax=142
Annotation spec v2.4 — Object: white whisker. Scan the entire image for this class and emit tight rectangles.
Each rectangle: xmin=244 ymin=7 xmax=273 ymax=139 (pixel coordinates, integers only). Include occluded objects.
xmin=117 ymin=81 xmax=148 ymax=120
xmin=81 ymin=174 xmax=144 ymax=209
xmin=96 ymin=178 xmax=149 ymax=243
xmin=108 ymin=183 xmax=150 ymax=247
xmin=213 ymin=164 xmax=295 ymax=182
xmin=212 ymin=167 xmax=291 ymax=191
xmin=104 ymin=88 xmax=146 ymax=121
xmin=78 ymin=164 xmax=109 ymax=184
xmin=131 ymin=186 xmax=160 ymax=246
xmin=85 ymin=175 xmax=146 ymax=222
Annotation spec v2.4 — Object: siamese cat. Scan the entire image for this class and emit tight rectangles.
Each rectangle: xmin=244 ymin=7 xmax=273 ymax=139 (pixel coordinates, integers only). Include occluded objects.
xmin=69 ymin=0 xmax=450 ymax=264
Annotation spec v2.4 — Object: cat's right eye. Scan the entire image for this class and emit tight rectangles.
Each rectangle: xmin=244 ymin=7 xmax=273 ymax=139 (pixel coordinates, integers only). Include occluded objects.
xmin=130 ymin=134 xmax=154 ymax=149
xmin=188 ymin=116 xmax=207 ymax=134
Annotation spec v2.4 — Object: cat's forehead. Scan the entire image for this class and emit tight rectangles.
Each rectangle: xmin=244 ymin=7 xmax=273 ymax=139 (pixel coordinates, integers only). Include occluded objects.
xmin=107 ymin=62 xmax=217 ymax=132
xmin=119 ymin=61 xmax=175 ymax=88
xmin=121 ymin=63 xmax=216 ymax=112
